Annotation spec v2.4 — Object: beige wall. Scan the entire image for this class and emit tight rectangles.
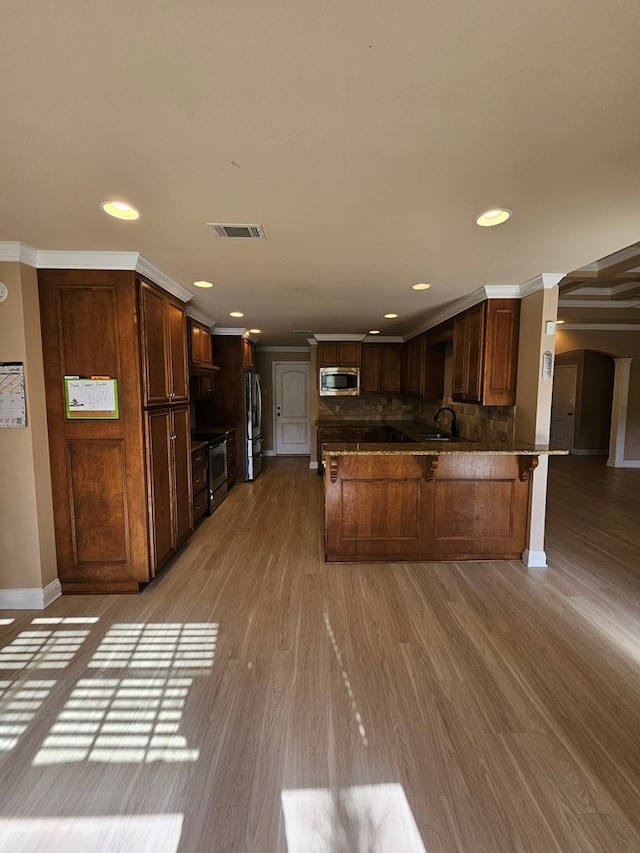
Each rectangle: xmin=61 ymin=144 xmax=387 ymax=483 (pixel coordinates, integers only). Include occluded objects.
xmin=255 ymin=348 xmax=311 ymax=454
xmin=0 ymin=262 xmax=57 ymax=593
xmin=556 ymin=329 xmax=640 ymax=459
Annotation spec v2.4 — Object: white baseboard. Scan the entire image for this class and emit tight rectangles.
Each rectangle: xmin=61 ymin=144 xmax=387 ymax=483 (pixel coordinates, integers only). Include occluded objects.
xmin=522 ymin=549 xmax=548 ymax=568
xmin=571 ymin=449 xmax=608 ymax=456
xmin=264 ymin=450 xmax=276 ymax=457
xmin=0 ymin=579 xmax=62 ymax=611
xmin=607 ymin=458 xmax=640 ymax=468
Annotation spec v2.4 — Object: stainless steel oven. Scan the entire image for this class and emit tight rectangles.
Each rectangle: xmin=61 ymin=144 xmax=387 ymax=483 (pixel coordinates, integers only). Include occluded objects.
xmin=207 ymin=437 xmax=228 ymax=513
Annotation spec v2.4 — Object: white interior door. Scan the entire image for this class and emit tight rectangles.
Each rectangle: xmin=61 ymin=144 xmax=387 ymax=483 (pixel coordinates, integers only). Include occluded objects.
xmin=551 ymin=364 xmax=577 ymax=450
xmin=274 ymin=362 xmax=310 ymax=455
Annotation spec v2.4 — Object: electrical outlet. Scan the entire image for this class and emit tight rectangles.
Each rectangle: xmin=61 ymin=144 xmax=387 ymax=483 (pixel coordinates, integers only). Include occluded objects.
xmin=335 ymin=404 xmax=340 ymax=412
xmin=377 ymin=405 xmax=383 ymax=412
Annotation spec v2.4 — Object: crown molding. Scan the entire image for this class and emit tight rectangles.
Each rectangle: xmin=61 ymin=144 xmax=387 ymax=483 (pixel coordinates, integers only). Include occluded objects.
xmin=362 ymin=335 xmax=404 ymax=343
xmin=561 ymin=323 xmax=640 ymax=331
xmin=518 ymin=273 xmax=564 ymax=296
xmin=0 ymin=241 xmax=38 ymax=265
xmin=313 ymin=333 xmax=366 ymax=342
xmin=0 ymin=242 xmax=192 ymax=303
xmin=213 ymin=327 xmax=247 ymax=336
xmin=185 ymin=306 xmax=216 ymax=328
xmin=558 ymin=299 xmax=640 ymax=309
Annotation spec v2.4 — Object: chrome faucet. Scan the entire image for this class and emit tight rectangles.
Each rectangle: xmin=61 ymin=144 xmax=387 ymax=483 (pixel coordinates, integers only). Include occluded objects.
xmin=434 ymin=406 xmax=458 ymax=437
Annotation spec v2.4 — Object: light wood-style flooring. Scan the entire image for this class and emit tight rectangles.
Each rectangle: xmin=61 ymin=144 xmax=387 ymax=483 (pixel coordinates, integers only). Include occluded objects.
xmin=1 ymin=454 xmax=640 ymax=852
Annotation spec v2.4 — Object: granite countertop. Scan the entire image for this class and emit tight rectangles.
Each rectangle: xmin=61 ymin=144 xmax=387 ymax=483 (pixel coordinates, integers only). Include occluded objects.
xmin=191 ymin=439 xmax=209 ymax=453
xmin=317 ymin=419 xmax=568 ymax=455
xmin=322 ymin=441 xmax=568 ymax=456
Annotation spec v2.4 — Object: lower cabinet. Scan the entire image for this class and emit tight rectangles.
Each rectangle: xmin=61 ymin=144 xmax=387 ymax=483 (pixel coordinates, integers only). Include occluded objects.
xmin=324 ymin=453 xmax=534 ymax=562
xmin=146 ymin=406 xmax=193 ymax=568
xmin=191 ymin=441 xmax=208 ymax=526
xmin=226 ymin=430 xmax=237 ymax=489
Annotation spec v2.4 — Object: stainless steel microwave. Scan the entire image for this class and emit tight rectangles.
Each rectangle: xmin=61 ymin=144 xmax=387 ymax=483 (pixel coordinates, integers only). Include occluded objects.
xmin=319 ymin=366 xmax=360 ymax=396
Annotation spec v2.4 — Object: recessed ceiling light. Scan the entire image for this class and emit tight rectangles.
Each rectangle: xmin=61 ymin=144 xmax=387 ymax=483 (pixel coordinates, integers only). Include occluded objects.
xmin=249 ymin=328 xmax=261 ymax=334
xmin=193 ymin=280 xmax=214 ymax=288
xmin=368 ymin=329 xmax=380 ymax=335
xmin=384 ymin=313 xmax=398 ymax=319
xmin=100 ymin=201 xmax=140 ymax=220
xmin=411 ymin=283 xmax=431 ymax=291
xmin=230 ymin=311 xmax=244 ymax=318
xmin=475 ymin=208 xmax=512 ymax=227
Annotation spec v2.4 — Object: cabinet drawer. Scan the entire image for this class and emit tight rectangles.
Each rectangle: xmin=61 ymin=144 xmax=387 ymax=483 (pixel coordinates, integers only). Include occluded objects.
xmin=193 ymin=489 xmax=208 ymax=523
xmin=192 ymin=464 xmax=207 ymax=495
xmin=191 ymin=447 xmax=206 ymax=468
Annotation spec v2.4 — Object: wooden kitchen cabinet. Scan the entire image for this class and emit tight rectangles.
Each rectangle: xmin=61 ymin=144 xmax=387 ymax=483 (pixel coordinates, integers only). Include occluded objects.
xmin=188 ymin=318 xmax=214 ymax=367
xmin=452 ymin=299 xmax=520 ymax=405
xmin=401 ymin=334 xmax=426 ymax=397
xmin=140 ymin=280 xmax=189 ymax=406
xmin=361 ymin=344 xmax=401 ymax=394
xmin=191 ymin=441 xmax=209 ymax=526
xmin=242 ymin=337 xmax=256 ymax=369
xmin=146 ymin=406 xmax=193 ymax=564
xmin=226 ymin=430 xmax=237 ymax=489
xmin=38 ymin=269 xmax=193 ymax=593
xmin=318 ymin=341 xmax=362 ymax=367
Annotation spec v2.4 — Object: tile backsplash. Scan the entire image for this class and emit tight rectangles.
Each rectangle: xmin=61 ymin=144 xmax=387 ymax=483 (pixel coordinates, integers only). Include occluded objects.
xmin=317 ymin=395 xmax=515 ymax=443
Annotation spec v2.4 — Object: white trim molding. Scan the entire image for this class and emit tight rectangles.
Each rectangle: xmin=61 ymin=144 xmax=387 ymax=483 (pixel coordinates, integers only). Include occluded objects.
xmin=0 ymin=579 xmax=61 ymax=611
xmin=0 ymin=242 xmax=193 ymax=303
xmin=185 ymin=305 xmax=217 ymax=328
xmin=522 ymin=549 xmax=548 ymax=568
xmin=608 ymin=357 xmax=633 ymax=468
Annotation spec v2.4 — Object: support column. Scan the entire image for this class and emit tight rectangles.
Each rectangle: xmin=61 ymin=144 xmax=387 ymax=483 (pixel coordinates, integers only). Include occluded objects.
xmin=514 ymin=276 xmax=561 ymax=568
xmin=607 ymin=357 xmax=633 ymax=467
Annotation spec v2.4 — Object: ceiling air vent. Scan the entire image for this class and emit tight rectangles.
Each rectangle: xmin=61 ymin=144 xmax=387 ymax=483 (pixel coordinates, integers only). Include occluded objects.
xmin=207 ymin=223 xmax=266 ymax=240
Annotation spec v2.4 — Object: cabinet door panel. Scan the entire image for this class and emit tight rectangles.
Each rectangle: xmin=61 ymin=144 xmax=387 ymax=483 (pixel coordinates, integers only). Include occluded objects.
xmin=381 ymin=344 xmax=401 ymax=393
xmin=483 ymin=301 xmax=520 ymax=404
xmin=147 ymin=409 xmax=174 ymax=570
xmin=168 ymin=301 xmax=188 ymax=401
xmin=68 ymin=440 xmax=129 ymax=565
xmin=361 ymin=345 xmax=382 ymax=394
xmin=464 ymin=303 xmax=485 ymax=402
xmin=59 ymin=287 xmax=120 ymax=378
xmin=140 ymin=282 xmax=169 ymax=405
xmin=172 ymin=406 xmax=193 ymax=547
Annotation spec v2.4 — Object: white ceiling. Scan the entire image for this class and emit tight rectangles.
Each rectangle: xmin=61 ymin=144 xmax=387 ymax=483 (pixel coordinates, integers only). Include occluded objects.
xmin=3 ymin=1 xmax=640 ymax=346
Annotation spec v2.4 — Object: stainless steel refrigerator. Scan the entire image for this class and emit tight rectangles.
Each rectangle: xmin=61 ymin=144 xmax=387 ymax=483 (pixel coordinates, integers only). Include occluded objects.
xmin=244 ymin=370 xmax=263 ymax=480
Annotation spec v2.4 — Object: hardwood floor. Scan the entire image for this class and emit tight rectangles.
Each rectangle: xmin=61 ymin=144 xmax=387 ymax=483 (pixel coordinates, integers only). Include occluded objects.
xmin=1 ymin=454 xmax=640 ymax=851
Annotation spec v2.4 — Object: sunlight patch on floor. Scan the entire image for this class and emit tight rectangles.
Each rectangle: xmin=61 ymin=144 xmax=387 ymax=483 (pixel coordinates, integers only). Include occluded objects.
xmin=0 ymin=813 xmax=183 ymax=852
xmin=282 ymin=783 xmax=427 ymax=853
xmin=33 ymin=677 xmax=199 ymax=765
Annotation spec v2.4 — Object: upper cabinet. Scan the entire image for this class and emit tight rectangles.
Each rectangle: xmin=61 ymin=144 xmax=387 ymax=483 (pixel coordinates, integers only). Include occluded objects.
xmin=361 ymin=344 xmax=401 ymax=395
xmin=242 ymin=337 xmax=256 ymax=369
xmin=318 ymin=341 xmax=362 ymax=367
xmin=401 ymin=334 xmax=426 ymax=397
xmin=139 ymin=280 xmax=189 ymax=406
xmin=188 ymin=318 xmax=213 ymax=368
xmin=452 ymin=299 xmax=520 ymax=405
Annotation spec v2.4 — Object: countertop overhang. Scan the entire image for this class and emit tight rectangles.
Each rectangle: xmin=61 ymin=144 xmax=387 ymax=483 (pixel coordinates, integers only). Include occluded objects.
xmin=322 ymin=441 xmax=568 ymax=456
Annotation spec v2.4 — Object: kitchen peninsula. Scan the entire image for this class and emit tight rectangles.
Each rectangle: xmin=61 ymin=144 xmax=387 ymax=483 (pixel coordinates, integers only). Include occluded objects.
xmin=322 ymin=434 xmax=566 ymax=563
